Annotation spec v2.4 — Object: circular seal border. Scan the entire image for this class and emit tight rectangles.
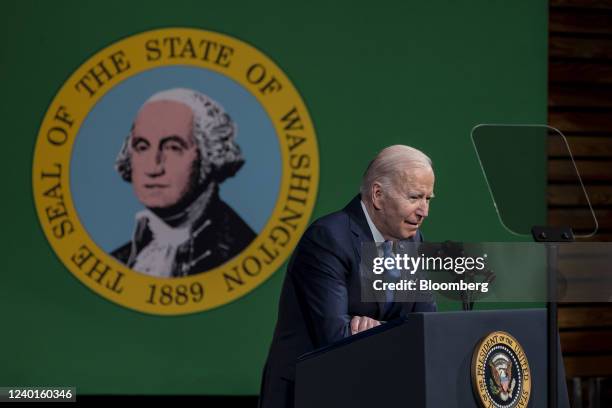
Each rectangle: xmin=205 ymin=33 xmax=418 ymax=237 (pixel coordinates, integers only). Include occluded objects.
xmin=32 ymin=27 xmax=319 ymax=315
xmin=471 ymin=331 xmax=532 ymax=408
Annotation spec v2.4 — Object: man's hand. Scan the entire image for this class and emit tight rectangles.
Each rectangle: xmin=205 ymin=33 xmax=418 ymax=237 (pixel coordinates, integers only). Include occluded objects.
xmin=350 ymin=315 xmax=381 ymax=335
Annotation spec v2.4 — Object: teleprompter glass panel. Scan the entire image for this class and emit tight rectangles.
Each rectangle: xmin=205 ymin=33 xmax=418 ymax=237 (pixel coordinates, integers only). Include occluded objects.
xmin=471 ymin=125 xmax=597 ymax=238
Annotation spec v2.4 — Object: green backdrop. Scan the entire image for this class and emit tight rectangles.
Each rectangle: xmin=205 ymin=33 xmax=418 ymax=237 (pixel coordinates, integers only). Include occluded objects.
xmin=0 ymin=0 xmax=547 ymax=395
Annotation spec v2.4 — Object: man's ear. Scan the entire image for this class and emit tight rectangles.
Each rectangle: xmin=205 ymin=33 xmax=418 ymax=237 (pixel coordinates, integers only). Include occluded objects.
xmin=371 ymin=182 xmax=384 ymax=210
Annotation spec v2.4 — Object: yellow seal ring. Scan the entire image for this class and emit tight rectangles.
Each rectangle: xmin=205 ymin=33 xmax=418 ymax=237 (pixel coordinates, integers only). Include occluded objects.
xmin=32 ymin=28 xmax=319 ymax=315
xmin=471 ymin=331 xmax=532 ymax=408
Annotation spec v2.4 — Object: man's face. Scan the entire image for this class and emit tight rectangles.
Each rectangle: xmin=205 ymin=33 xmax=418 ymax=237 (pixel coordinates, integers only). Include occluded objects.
xmin=130 ymin=100 xmax=200 ymax=211
xmin=372 ymin=166 xmax=435 ymax=240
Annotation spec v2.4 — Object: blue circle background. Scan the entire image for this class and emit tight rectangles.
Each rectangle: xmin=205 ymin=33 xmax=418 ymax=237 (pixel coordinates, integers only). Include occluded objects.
xmin=70 ymin=66 xmax=281 ymax=252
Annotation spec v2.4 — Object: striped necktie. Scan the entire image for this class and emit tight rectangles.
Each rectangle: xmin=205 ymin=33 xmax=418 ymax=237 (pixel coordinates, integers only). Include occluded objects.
xmin=382 ymin=240 xmax=401 ymax=315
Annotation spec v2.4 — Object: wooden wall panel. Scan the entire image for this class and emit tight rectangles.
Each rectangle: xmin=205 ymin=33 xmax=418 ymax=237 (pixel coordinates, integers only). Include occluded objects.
xmin=549 ymin=136 xmax=612 ymax=157
xmin=550 ymin=84 xmax=612 ymax=108
xmin=550 ymin=61 xmax=612 ymax=84
xmin=548 ymin=3 xmax=612 ymax=403
xmin=550 ymin=9 xmax=612 ymax=34
xmin=549 ymin=111 xmax=612 ymax=133
xmin=549 ymin=185 xmax=612 ymax=205
xmin=550 ymin=37 xmax=612 ymax=60
xmin=551 ymin=0 xmax=612 ymax=9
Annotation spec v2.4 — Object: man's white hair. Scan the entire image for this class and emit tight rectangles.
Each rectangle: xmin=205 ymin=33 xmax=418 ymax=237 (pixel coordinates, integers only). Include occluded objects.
xmin=360 ymin=145 xmax=433 ymax=198
xmin=115 ymin=88 xmax=244 ymax=184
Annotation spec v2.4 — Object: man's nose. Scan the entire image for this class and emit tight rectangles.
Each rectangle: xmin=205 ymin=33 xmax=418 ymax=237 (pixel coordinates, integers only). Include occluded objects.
xmin=416 ymin=200 xmax=429 ymax=218
xmin=144 ymin=150 xmax=165 ymax=177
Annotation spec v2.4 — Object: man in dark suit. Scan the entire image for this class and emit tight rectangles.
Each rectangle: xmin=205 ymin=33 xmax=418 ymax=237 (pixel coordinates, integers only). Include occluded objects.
xmin=111 ymin=88 xmax=255 ymax=277
xmin=259 ymin=145 xmax=436 ymax=408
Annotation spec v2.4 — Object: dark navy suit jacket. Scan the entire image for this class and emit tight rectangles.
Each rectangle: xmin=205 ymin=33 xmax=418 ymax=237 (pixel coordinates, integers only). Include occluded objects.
xmin=259 ymin=195 xmax=436 ymax=408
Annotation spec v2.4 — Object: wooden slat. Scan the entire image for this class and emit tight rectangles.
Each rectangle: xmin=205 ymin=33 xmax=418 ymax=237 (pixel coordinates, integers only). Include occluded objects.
xmin=558 ymin=248 xmax=612 ymax=279
xmin=550 ymin=36 xmax=612 ymax=60
xmin=549 ymin=208 xmax=611 ymax=228
xmin=559 ymin=305 xmax=612 ymax=328
xmin=561 ymin=330 xmax=612 ymax=353
xmin=568 ymin=378 xmax=612 ymax=406
xmin=559 ymin=263 xmax=612 ymax=280
xmin=549 ymin=84 xmax=612 ymax=108
xmin=560 ymin=281 xmax=612 ymax=302
xmin=559 ymin=261 xmax=612 ymax=282
xmin=559 ymin=257 xmax=612 ymax=280
xmin=555 ymin=244 xmax=612 ymax=300
xmin=565 ymin=355 xmax=612 ymax=377
xmin=549 ymin=111 xmax=612 ymax=133
xmin=572 ymin=230 xmax=612 ymax=239
xmin=558 ymin=242 xmax=612 ymax=258
xmin=549 ymin=159 xmax=612 ymax=182
xmin=574 ymin=232 xmax=612 ymax=241
xmin=549 ymin=185 xmax=612 ymax=206
xmin=551 ymin=0 xmax=612 ymax=9
xmin=561 ymin=242 xmax=612 ymax=254
xmin=549 ymin=136 xmax=612 ymax=157
xmin=550 ymin=8 xmax=612 ymax=34
xmin=550 ymin=61 xmax=612 ymax=84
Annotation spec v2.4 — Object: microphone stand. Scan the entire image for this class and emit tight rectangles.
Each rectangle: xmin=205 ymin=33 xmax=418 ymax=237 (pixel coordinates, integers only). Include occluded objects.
xmin=437 ymin=241 xmax=495 ymax=311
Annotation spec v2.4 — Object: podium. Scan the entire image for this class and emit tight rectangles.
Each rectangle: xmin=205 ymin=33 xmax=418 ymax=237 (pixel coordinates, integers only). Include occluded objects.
xmin=295 ymin=309 xmax=569 ymax=407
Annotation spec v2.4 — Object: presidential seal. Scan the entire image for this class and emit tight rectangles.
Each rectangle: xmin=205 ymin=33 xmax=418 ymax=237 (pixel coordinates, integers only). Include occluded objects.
xmin=471 ymin=331 xmax=531 ymax=408
xmin=32 ymin=28 xmax=319 ymax=315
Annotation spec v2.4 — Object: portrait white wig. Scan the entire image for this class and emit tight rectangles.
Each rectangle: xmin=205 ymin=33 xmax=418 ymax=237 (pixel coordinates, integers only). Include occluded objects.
xmin=115 ymin=88 xmax=245 ymax=184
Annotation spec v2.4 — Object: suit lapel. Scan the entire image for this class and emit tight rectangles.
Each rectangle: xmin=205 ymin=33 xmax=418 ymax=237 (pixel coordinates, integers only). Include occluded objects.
xmin=344 ymin=195 xmax=372 ymax=262
xmin=344 ymin=196 xmax=388 ymax=318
